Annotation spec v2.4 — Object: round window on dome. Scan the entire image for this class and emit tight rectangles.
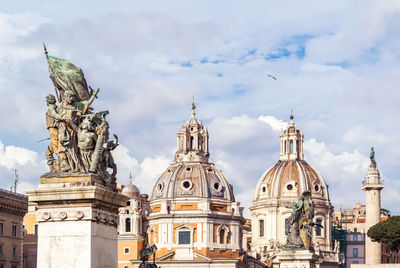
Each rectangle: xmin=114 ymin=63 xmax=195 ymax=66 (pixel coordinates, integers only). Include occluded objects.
xmin=213 ymin=182 xmax=222 ymax=192
xmin=287 ymin=184 xmax=293 ymax=191
xmin=157 ymin=182 xmax=164 ymax=192
xmin=181 ymin=180 xmax=193 ymax=190
xmin=262 ymin=186 xmax=266 ymax=193
xmin=186 ymin=167 xmax=191 ymax=171
xmin=314 ymin=185 xmax=319 ymax=192
xmin=208 ymin=168 xmax=212 ymax=172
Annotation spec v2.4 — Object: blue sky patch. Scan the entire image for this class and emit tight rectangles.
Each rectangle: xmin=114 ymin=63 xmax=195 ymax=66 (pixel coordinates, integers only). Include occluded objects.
xmin=180 ymin=61 xmax=193 ymax=67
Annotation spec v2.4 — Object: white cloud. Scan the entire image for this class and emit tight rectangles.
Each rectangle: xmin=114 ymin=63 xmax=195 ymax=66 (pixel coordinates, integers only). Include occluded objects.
xmin=112 ymin=144 xmax=170 ymax=195
xmin=258 ymin=115 xmax=288 ymax=131
xmin=17 ymin=181 xmax=36 ymax=194
xmin=0 ymin=140 xmax=39 ymax=169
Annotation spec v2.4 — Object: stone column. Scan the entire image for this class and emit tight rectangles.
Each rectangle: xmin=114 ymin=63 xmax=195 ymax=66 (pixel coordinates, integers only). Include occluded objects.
xmin=362 ymin=164 xmax=384 ymax=265
xmin=27 ymin=174 xmax=128 ymax=268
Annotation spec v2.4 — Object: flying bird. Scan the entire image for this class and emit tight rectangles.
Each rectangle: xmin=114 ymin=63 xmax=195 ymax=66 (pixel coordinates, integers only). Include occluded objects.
xmin=267 ymin=74 xmax=277 ymax=80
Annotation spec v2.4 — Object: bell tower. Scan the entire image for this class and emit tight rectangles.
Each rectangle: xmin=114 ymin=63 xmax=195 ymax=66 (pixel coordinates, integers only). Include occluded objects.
xmin=175 ymin=101 xmax=209 ymax=163
xmin=280 ymin=113 xmax=304 ymax=161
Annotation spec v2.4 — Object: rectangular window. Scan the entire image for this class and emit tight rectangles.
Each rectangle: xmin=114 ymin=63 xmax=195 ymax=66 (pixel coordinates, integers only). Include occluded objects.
xmin=353 ymin=261 xmax=359 ymax=264
xmin=12 ymin=246 xmax=17 ymax=257
xmin=12 ymin=225 xmax=17 ymax=237
xmin=124 ymin=266 xmax=129 ymax=268
xmin=34 ymin=224 xmax=38 ymax=236
xmin=353 ymin=234 xmax=357 ymax=241
xmin=124 ymin=247 xmax=130 ymax=254
xmin=178 ymin=231 xmax=191 ymax=244
xmin=353 ymin=248 xmax=358 ymax=257
xmin=259 ymin=220 xmax=264 ymax=237
xmin=0 ymin=222 xmax=3 ymax=235
xmin=0 ymin=244 xmax=3 ymax=254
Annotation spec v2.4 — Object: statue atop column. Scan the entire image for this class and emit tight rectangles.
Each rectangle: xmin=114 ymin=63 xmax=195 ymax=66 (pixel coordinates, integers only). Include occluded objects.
xmin=285 ymin=191 xmax=320 ymax=250
xmin=370 ymin=147 xmax=376 ymax=168
xmin=43 ymin=45 xmax=118 ymax=187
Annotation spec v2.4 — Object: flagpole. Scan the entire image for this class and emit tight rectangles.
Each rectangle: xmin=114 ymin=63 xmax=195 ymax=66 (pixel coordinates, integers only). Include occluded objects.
xmin=43 ymin=43 xmax=61 ymax=103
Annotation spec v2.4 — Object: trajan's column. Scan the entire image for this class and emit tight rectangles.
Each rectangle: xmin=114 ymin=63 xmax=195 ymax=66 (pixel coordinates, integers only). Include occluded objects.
xmin=362 ymin=147 xmax=384 ymax=265
xmin=26 ymin=46 xmax=128 ymax=268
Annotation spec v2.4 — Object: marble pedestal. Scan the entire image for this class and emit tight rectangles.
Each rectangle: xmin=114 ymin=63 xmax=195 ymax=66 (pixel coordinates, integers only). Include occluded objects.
xmin=273 ymin=249 xmax=319 ymax=268
xmin=27 ymin=174 xmax=129 ymax=268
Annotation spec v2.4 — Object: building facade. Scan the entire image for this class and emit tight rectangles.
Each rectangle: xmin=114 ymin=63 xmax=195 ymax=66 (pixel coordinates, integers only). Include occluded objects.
xmin=250 ymin=115 xmax=340 ymax=267
xmin=0 ymin=188 xmax=28 ymax=268
xmin=22 ymin=202 xmax=38 ymax=268
xmin=117 ymin=182 xmax=149 ymax=268
xmin=334 ymin=202 xmax=399 ymax=267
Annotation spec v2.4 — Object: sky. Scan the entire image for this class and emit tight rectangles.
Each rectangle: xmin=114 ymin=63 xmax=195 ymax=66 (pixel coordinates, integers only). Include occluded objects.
xmin=0 ymin=0 xmax=399 ymax=217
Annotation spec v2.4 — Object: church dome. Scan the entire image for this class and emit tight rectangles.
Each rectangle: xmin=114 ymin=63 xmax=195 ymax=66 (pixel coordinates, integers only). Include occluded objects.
xmin=250 ymin=114 xmax=334 ymax=256
xmin=254 ymin=115 xmax=329 ymax=201
xmin=150 ymin=103 xmax=234 ymax=202
xmin=254 ymin=160 xmax=328 ymax=200
xmin=122 ymin=182 xmax=140 ymax=198
xmin=150 ymin=162 xmax=235 ymax=201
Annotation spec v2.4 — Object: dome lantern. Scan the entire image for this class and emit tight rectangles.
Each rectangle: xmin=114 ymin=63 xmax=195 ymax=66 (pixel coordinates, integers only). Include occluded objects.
xmin=175 ymin=101 xmax=209 ymax=163
xmin=280 ymin=113 xmax=304 ymax=161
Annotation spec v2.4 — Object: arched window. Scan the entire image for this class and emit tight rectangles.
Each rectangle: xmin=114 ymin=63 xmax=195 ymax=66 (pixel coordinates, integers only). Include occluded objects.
xmin=259 ymin=219 xmax=264 ymax=237
xmin=190 ymin=136 xmax=194 ymax=150
xmin=284 ymin=140 xmax=287 ymax=153
xmin=220 ymin=229 xmax=225 ymax=243
xmin=289 ymin=140 xmax=293 ymax=154
xmin=316 ymin=219 xmax=322 ymax=236
xmin=217 ymin=225 xmax=229 ymax=244
xmin=125 ymin=218 xmax=131 ymax=233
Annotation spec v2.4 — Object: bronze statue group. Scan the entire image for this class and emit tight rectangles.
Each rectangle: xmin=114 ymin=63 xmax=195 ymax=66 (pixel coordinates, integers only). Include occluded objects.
xmin=44 ymin=45 xmax=118 ymax=186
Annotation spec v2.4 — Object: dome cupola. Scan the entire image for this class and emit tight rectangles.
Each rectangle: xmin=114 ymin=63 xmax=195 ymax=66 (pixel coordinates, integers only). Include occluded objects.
xmin=122 ymin=179 xmax=140 ymax=198
xmin=174 ymin=101 xmax=209 ymax=163
xmin=280 ymin=113 xmax=304 ymax=161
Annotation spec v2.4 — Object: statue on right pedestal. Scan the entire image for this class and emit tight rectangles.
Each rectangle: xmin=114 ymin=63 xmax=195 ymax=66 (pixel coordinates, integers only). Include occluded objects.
xmin=285 ymin=191 xmax=321 ymax=250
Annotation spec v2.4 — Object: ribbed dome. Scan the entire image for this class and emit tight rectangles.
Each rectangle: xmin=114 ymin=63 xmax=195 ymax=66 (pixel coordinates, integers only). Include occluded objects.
xmin=254 ymin=160 xmax=329 ymax=200
xmin=150 ymin=162 xmax=235 ymax=202
xmin=122 ymin=182 xmax=140 ymax=198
